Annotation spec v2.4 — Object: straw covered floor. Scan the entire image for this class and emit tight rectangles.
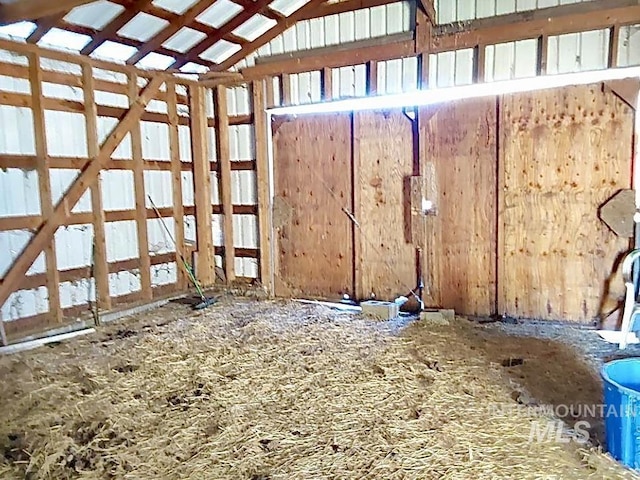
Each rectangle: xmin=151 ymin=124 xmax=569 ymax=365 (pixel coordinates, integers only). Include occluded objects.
xmin=0 ymin=298 xmax=637 ymax=479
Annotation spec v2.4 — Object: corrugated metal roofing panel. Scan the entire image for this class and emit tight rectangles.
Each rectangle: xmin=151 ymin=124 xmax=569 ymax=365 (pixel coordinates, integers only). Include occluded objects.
xmin=270 ymin=0 xmax=311 ymax=16
xmin=200 ymin=39 xmax=242 ymax=63
xmin=152 ymin=0 xmax=200 ymax=15
xmin=118 ymin=12 xmax=169 ymax=43
xmin=197 ymin=0 xmax=243 ymax=29
xmin=163 ymin=27 xmax=206 ymax=53
xmin=38 ymin=28 xmax=92 ymax=53
xmin=136 ymin=52 xmax=175 ymax=70
xmin=0 ymin=22 xmax=35 ymax=40
xmin=233 ymin=14 xmax=276 ymax=42
xmin=64 ymin=1 xmax=124 ymax=31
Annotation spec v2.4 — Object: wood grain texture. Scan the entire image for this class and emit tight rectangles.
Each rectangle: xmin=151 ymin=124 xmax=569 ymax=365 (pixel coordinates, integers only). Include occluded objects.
xmin=499 ymin=84 xmax=633 ymax=322
xmin=355 ymin=110 xmax=417 ymax=300
xmin=272 ymin=114 xmax=353 ymax=299
xmin=421 ymin=98 xmax=498 ymax=316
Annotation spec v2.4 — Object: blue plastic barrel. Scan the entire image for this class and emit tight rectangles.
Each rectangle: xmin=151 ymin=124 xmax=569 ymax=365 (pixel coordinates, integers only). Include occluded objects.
xmin=602 ymin=358 xmax=640 ymax=469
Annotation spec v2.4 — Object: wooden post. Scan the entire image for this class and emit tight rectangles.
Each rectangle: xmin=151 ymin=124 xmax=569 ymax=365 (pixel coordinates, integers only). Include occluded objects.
xmin=128 ymin=73 xmax=152 ymax=301
xmin=321 ymin=67 xmax=333 ymax=101
xmin=352 ymin=112 xmax=362 ymax=299
xmin=366 ymin=60 xmax=378 ymax=95
xmin=609 ymin=24 xmax=621 ymax=69
xmin=252 ymin=80 xmax=273 ymax=294
xmin=190 ymin=85 xmax=215 ymax=286
xmin=0 ymin=77 xmax=164 ymax=313
xmin=28 ymin=52 xmax=62 ymax=324
xmin=167 ymin=80 xmax=186 ymax=289
xmin=265 ymin=75 xmax=275 ymax=107
xmin=418 ymin=53 xmax=429 ymax=89
xmin=280 ymin=73 xmax=291 ymax=106
xmin=537 ymin=35 xmax=549 ymax=75
xmin=213 ymin=85 xmax=235 ymax=283
xmin=82 ymin=63 xmax=111 ymax=311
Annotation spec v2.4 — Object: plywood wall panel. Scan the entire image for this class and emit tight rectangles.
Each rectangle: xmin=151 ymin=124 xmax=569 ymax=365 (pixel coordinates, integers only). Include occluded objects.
xmin=355 ymin=110 xmax=416 ymax=300
xmin=422 ymin=98 xmax=498 ymax=316
xmin=500 ymin=84 xmax=633 ymax=322
xmin=272 ymin=114 xmax=354 ymax=299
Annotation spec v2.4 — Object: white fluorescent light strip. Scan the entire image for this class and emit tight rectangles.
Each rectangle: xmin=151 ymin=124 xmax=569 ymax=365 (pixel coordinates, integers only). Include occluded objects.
xmin=268 ymin=66 xmax=640 ymax=116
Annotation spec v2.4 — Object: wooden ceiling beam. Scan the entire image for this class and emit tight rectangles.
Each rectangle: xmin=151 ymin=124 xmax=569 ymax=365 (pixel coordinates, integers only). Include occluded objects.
xmin=213 ymin=0 xmax=327 ymax=71
xmin=79 ymin=0 xmax=153 ymax=56
xmin=125 ymin=0 xmax=216 ymax=65
xmin=172 ymin=0 xmax=273 ymax=69
xmin=0 ymin=0 xmax=94 ymax=24
xmin=299 ymin=0 xmax=398 ymax=20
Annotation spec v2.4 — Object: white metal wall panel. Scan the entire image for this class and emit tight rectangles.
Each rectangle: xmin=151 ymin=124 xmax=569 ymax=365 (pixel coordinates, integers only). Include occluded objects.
xmin=59 ymin=279 xmax=94 ymax=309
xmin=229 ymin=124 xmax=255 ymax=160
xmin=108 ymin=271 xmax=141 ymax=297
xmin=435 ymin=0 xmax=594 ymax=23
xmin=98 ymin=117 xmax=132 ymax=159
xmin=231 ymin=170 xmax=257 ymax=205
xmin=54 ymin=224 xmax=93 ymax=270
xmin=182 ymin=171 xmax=195 ymax=206
xmin=40 ymin=58 xmax=82 ymax=76
xmin=211 ymin=171 xmax=220 ymax=204
xmin=44 ymin=111 xmax=88 ymax=157
xmin=332 ymin=64 xmax=367 ymax=99
xmin=0 ymin=49 xmax=29 ymax=66
xmin=140 ymin=121 xmax=171 ymax=160
xmin=485 ymin=39 xmax=538 ymax=82
xmin=618 ymin=25 xmax=640 ymax=67
xmin=42 ymin=82 xmax=84 ymax=102
xmin=212 ymin=213 xmax=223 ymax=246
xmin=147 ymin=217 xmax=175 ymax=255
xmin=240 ymin=2 xmax=411 ymax=68
xmin=105 ymin=220 xmax=139 ymax=262
xmin=377 ymin=57 xmax=418 ymax=94
xmin=289 ymin=71 xmax=322 ymax=104
xmin=0 ymin=75 xmax=30 ymax=94
xmin=0 ymin=106 xmax=35 ymax=155
xmin=208 ymin=127 xmax=217 ymax=161
xmin=95 ymin=90 xmax=129 ymax=108
xmin=0 ymin=168 xmax=40 ymax=217
xmin=144 ymin=170 xmax=172 ymax=207
xmin=178 ymin=125 xmax=192 ymax=161
xmin=547 ymin=29 xmax=609 ymax=74
xmin=101 ymin=170 xmax=135 ymax=211
xmin=50 ymin=169 xmax=92 ymax=213
xmin=151 ymin=262 xmax=178 ymax=286
xmin=428 ymin=49 xmax=474 ymax=87
xmin=1 ymin=287 xmax=48 ymax=321
xmin=226 ymin=85 xmax=251 ymax=116
xmin=0 ymin=231 xmax=46 ymax=277
xmin=235 ymin=257 xmax=258 ymax=278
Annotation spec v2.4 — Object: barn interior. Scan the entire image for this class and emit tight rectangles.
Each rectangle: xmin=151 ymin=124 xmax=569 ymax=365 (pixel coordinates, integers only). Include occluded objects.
xmin=1 ymin=0 xmax=640 ymax=478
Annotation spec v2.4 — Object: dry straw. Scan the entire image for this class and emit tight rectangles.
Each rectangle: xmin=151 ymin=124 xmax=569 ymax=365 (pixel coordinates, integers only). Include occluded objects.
xmin=0 ymin=299 xmax=637 ymax=479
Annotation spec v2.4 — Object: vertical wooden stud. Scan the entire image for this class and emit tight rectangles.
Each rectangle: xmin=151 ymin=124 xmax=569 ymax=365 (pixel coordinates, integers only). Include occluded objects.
xmin=321 ymin=67 xmax=333 ymax=101
xmin=128 ymin=73 xmax=152 ymax=300
xmin=418 ymin=53 xmax=430 ymax=90
xmin=474 ymin=45 xmax=486 ymax=83
xmin=213 ymin=85 xmax=235 ymax=283
xmin=537 ymin=35 xmax=548 ymax=75
xmin=29 ymin=52 xmax=62 ymax=324
xmin=82 ymin=63 xmax=111 ymax=311
xmin=167 ymin=80 xmax=186 ymax=289
xmin=352 ymin=112 xmax=363 ymax=299
xmin=265 ymin=75 xmax=275 ymax=108
xmin=609 ymin=24 xmax=621 ymax=69
xmin=190 ymin=85 xmax=215 ymax=286
xmin=252 ymin=80 xmax=273 ymax=294
xmin=280 ymin=74 xmax=291 ymax=106
xmin=366 ymin=60 xmax=378 ymax=95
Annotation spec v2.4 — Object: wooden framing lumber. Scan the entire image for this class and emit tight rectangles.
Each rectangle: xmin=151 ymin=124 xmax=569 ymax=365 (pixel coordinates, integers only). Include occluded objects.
xmin=167 ymin=80 xmax=187 ymax=289
xmin=190 ymin=85 xmax=216 ymax=286
xmin=280 ymin=74 xmax=291 ymax=106
xmin=28 ymin=52 xmax=62 ymax=324
xmin=609 ymin=24 xmax=621 ymax=68
xmin=366 ymin=60 xmax=378 ymax=95
xmin=252 ymin=80 xmax=273 ymax=294
xmin=213 ymin=85 xmax=236 ymax=284
xmin=128 ymin=74 xmax=153 ymax=301
xmin=321 ymin=67 xmax=333 ymax=101
xmin=0 ymin=76 xmax=164 ymax=316
xmin=82 ymin=63 xmax=112 ymax=311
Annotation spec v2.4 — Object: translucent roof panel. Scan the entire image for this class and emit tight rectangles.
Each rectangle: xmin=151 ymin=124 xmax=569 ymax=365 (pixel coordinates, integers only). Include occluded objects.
xmin=118 ymin=12 xmax=169 ymax=42
xmin=91 ymin=40 xmax=138 ymax=63
xmin=152 ymin=0 xmax=201 ymax=15
xmin=270 ymin=0 xmax=311 ymax=16
xmin=0 ymin=21 xmax=36 ymax=40
xmin=180 ymin=62 xmax=208 ymax=74
xmin=38 ymin=28 xmax=92 ymax=52
xmin=197 ymin=0 xmax=243 ymax=29
xmin=200 ymin=39 xmax=242 ymax=64
xmin=163 ymin=27 xmax=206 ymax=53
xmin=64 ymin=1 xmax=125 ymax=31
xmin=232 ymin=14 xmax=276 ymax=42
xmin=136 ymin=52 xmax=175 ymax=70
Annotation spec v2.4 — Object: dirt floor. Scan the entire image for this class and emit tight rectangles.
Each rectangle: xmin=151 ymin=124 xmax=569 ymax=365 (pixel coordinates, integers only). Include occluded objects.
xmin=0 ymin=297 xmax=638 ymax=479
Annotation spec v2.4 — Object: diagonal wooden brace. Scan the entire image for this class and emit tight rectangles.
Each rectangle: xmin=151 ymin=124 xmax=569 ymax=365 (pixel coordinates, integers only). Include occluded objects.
xmin=0 ymin=76 xmax=164 ymax=336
